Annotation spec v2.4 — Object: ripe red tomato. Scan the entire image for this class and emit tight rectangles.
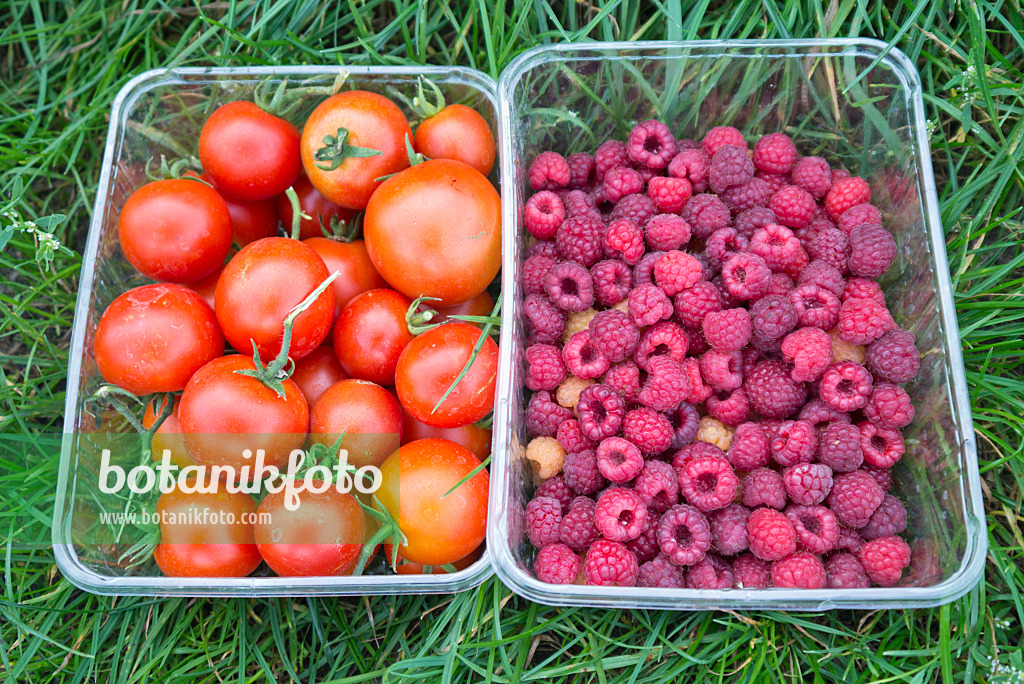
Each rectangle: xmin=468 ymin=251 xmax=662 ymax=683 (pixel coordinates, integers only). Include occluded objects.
xmin=255 ymin=485 xmax=365 ymax=577
xmin=277 ymin=174 xmax=359 ymax=240
xmin=401 ymin=405 xmax=491 ymax=461
xmin=186 ymin=171 xmax=280 ymax=246
xmin=387 ymin=544 xmax=483 ymax=575
xmin=199 ymin=101 xmax=301 ymax=201
xmin=376 ymin=438 xmax=489 ymax=566
xmin=309 ymin=379 xmax=403 ymax=469
xmin=178 ymin=355 xmax=308 ymax=472
xmin=118 ymin=179 xmax=232 ymax=283
xmin=414 ymin=104 xmax=495 ymax=176
xmin=290 ymin=346 xmax=347 ymax=407
xmin=94 ymin=284 xmax=224 ymax=395
xmin=186 ymin=264 xmax=223 ymax=310
xmin=143 ymin=396 xmax=194 ymax=468
xmin=303 ymin=238 xmax=388 ymax=316
xmin=364 ymin=159 xmax=500 ymax=306
xmin=215 ymin=237 xmax=334 ymax=361
xmin=152 ymin=488 xmax=262 ymax=578
xmin=395 ymin=322 xmax=498 ymax=428
xmin=331 ymin=289 xmax=414 ymax=385
xmin=425 ymin=290 xmax=495 ymax=327
xmin=300 ymin=90 xmax=412 ymax=210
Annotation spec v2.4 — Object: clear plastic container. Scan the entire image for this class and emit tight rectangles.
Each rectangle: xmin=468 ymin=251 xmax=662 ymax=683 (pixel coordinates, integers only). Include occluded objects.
xmin=52 ymin=65 xmax=498 ymax=596
xmin=489 ymin=39 xmax=986 ymax=610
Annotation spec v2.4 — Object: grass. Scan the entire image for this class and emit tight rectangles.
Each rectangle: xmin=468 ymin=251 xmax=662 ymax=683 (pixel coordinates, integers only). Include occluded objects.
xmin=1 ymin=0 xmax=1022 ymax=681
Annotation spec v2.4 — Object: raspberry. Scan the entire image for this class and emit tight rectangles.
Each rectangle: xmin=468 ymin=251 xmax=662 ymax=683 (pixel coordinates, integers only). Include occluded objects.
xmin=559 ymin=496 xmax=600 ymax=550
xmin=524 ymin=191 xmax=566 ymax=241
xmin=625 ymin=510 xmax=662 ymax=563
xmin=556 ymin=215 xmax=605 ymax=267
xmin=825 ymin=176 xmax=871 ymax=219
xmin=837 ymin=203 xmax=882 ymax=233
xmin=834 ymin=526 xmax=865 ymax=554
xmin=679 ymin=357 xmax=713 ymax=405
xmin=610 ymin=193 xmax=658 ymax=226
xmin=866 ymin=330 xmax=921 ymax=383
xmin=744 ymin=359 xmax=808 ymax=419
xmin=789 ymin=156 xmax=831 ymax=199
xmin=526 ymin=435 xmax=565 ymax=479
xmin=595 ymin=436 xmax=644 ymax=484
xmin=710 ymin=503 xmax=750 ymax=555
xmin=768 ymin=186 xmax=815 ymax=229
xmin=848 ymin=223 xmax=896 ymax=278
xmin=721 ymin=252 xmax=772 ymax=300
xmin=590 ymin=259 xmax=633 ymax=306
xmin=748 ymin=224 xmax=801 ymax=275
xmin=524 ymin=294 xmax=567 ymax=345
xmin=639 ymin=356 xmax=687 ymax=412
xmin=699 ymin=349 xmax=743 ymax=391
xmin=584 ymin=539 xmax=639 ymax=586
xmin=669 ymin=403 xmax=701 ymax=450
xmin=638 ymin=554 xmax=686 ymax=588
xmin=862 ymin=493 xmax=907 ymax=540
xmin=594 ymin=488 xmax=648 ymax=541
xmin=843 ymin=277 xmax=885 ymax=304
xmin=556 ymin=374 xmax=593 ymax=408
xmin=556 ymin=419 xmax=594 ymax=456
xmin=783 ymin=463 xmax=833 ymax=506
xmin=563 ymin=189 xmax=600 ymax=220
xmin=529 ymin=151 xmax=571 ymax=191
xmin=628 ymin=283 xmax=674 ymax=327
xmin=645 ymin=214 xmax=692 ymax=252
xmin=527 ymin=390 xmax=572 ymax=440
xmin=726 ymin=423 xmax=768 ymax=470
xmin=566 ymin=152 xmax=595 ymax=189
xmin=634 ymin=459 xmax=680 ymax=512
xmin=681 ymin=193 xmax=730 ymax=240
xmin=781 ymin=327 xmax=833 ymax=382
xmin=798 ymin=259 xmax=845 ymax=298
xmin=573 ymin=385 xmax=624 ymax=443
xmin=535 ymin=475 xmax=575 ymax=514
xmin=730 ymin=208 xmax=772 ymax=240
xmin=747 ymin=508 xmax=797 ymax=561
xmin=603 ymin=166 xmax=644 ymax=203
xmin=627 ymin=119 xmax=678 ymax=169
xmin=771 ymin=552 xmax=826 ymax=589
xmin=603 ymin=360 xmax=641 ymax=403
xmin=862 ymin=463 xmax=893 ymax=493
xmin=543 ymin=261 xmax=594 ymax=312
xmin=741 ymin=467 xmax=787 ymax=509
xmin=708 ymin=145 xmax=754 ymax=194
xmin=859 ymin=535 xmax=911 ymax=586
xmin=752 ymin=133 xmax=798 ymax=174
xmin=672 ymin=441 xmax=726 ymax=473
xmin=864 ymin=383 xmax=914 ymax=429
xmin=679 ymin=454 xmax=738 ymax=512
xmin=827 ymin=470 xmax=884 ymax=528
xmin=562 ymin=449 xmax=605 ymax=496
xmin=819 ymin=361 xmax=873 ymax=412
xmin=817 ymin=422 xmax=863 ymax=472
xmin=647 ymin=176 xmax=693 ymax=213
xmin=770 ymin=419 xmax=817 ymax=467
xmin=634 ymin=321 xmax=688 ymax=370
xmin=748 ymin=294 xmax=797 ymax=342
xmin=653 ymin=251 xmax=702 ymax=297
xmin=521 ymin=254 xmax=557 ymax=297
xmin=701 ymin=308 xmax=752 ymax=352
xmin=807 ymin=227 xmax=851 ymax=273
xmin=673 ymin=281 xmax=722 ymax=329
xmin=686 ymin=553 xmax=734 ymax=589
xmin=676 ymin=138 xmax=699 ymax=150
xmin=733 ymin=553 xmax=772 ymax=588
xmin=701 ymin=126 xmax=746 ymax=157
xmin=799 ymin=397 xmax=849 ymax=426
xmin=859 ymin=421 xmax=905 ymax=468
xmin=526 ymin=343 xmax=568 ymax=392
xmin=708 ymin=389 xmax=750 ymax=429
xmin=657 ymin=504 xmax=712 ymax=566
xmin=756 ymin=171 xmax=789 ymax=195
xmin=588 ymin=309 xmax=639 ymax=363
xmin=527 ymin=240 xmax=559 ymax=260
xmin=603 ymin=218 xmax=645 ymax=266
xmin=825 ymin=552 xmax=869 ymax=588
xmin=525 ymin=496 xmax=563 ymax=548
xmin=534 ymin=542 xmax=581 ymax=584
xmin=789 ymin=284 xmax=841 ymax=330
xmin=632 ymin=250 xmax=665 ymax=287
xmin=696 ymin=415 xmax=735 ymax=451
xmin=562 ymin=330 xmax=609 ymax=380
xmin=704 ymin=229 xmax=747 ymax=271
xmin=668 ymin=148 xmax=710 ymax=193
xmin=594 ymin=140 xmax=630 ymax=180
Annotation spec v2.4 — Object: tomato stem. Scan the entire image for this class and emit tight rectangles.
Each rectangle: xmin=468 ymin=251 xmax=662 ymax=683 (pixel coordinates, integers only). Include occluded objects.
xmin=144 ymin=155 xmax=206 ymax=184
xmin=254 ymin=71 xmax=349 ymax=120
xmin=404 ymin=295 xmax=443 ymax=335
xmin=352 ymin=495 xmax=406 ymax=576
xmin=429 ymin=292 xmax=502 ymax=414
xmin=320 ymin=211 xmax=362 ymax=242
xmin=284 ymin=186 xmax=313 ymax=240
xmin=390 ymin=76 xmax=446 ymax=121
xmin=372 ymin=134 xmax=426 ymax=183
xmin=313 ymin=127 xmax=382 ymax=172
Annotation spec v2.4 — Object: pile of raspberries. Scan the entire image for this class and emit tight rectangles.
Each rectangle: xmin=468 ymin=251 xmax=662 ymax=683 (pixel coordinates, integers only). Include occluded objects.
xmin=520 ymin=122 xmax=921 ymax=590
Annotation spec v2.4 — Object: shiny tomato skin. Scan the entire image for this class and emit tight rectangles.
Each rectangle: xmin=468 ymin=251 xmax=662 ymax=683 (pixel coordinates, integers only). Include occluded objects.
xmin=377 ymin=438 xmax=489 ymax=566
xmin=290 ymin=346 xmax=348 ymax=407
xmin=152 ymin=488 xmax=262 ymax=578
xmin=118 ymin=179 xmax=232 ymax=283
xmin=309 ymin=379 xmax=403 ymax=469
xmin=186 ymin=264 xmax=223 ymax=310
xmin=364 ymin=159 xmax=500 ymax=306
xmin=303 ymin=238 xmax=388 ymax=317
xmin=224 ymin=195 xmax=279 ymax=246
xmin=331 ymin=289 xmax=414 ymax=386
xmin=401 ymin=405 xmax=491 ymax=461
xmin=277 ymin=174 xmax=359 ymax=240
xmin=300 ymin=91 xmax=412 ymax=210
xmin=427 ymin=290 xmax=495 ymax=327
xmin=143 ymin=397 xmax=195 ymax=468
xmin=395 ymin=322 xmax=498 ymax=429
xmin=94 ymin=284 xmax=224 ymax=395
xmin=414 ymin=104 xmax=495 ymax=177
xmin=199 ymin=101 xmax=302 ymax=201
xmin=215 ymin=237 xmax=334 ymax=361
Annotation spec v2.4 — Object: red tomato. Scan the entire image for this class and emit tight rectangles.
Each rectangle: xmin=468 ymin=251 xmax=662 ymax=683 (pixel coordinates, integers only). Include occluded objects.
xmin=388 ymin=544 xmax=483 ymax=575
xmin=290 ymin=346 xmax=347 ymax=407
xmin=152 ymin=488 xmax=262 ymax=578
xmin=94 ymin=284 xmax=224 ymax=395
xmin=414 ymin=104 xmax=495 ymax=176
xmin=224 ymin=195 xmax=279 ymax=246
xmin=199 ymin=101 xmax=301 ymax=201
xmin=395 ymin=322 xmax=498 ymax=428
xmin=401 ymin=405 xmax=491 ymax=461
xmin=309 ymin=379 xmax=403 ymax=469
xmin=178 ymin=355 xmax=308 ymax=472
xmin=331 ymin=289 xmax=414 ymax=385
xmin=303 ymin=238 xmax=388 ymax=316
xmin=300 ymin=90 xmax=412 ymax=210
xmin=364 ymin=159 xmax=500 ymax=306
xmin=424 ymin=290 xmax=495 ymax=327
xmin=376 ymin=438 xmax=489 ymax=566
xmin=215 ymin=237 xmax=334 ymax=361
xmin=118 ymin=179 xmax=232 ymax=283
xmin=277 ymin=174 xmax=359 ymax=240
xmin=186 ymin=264 xmax=223 ymax=310
xmin=143 ymin=397 xmax=194 ymax=468
xmin=255 ymin=485 xmax=365 ymax=577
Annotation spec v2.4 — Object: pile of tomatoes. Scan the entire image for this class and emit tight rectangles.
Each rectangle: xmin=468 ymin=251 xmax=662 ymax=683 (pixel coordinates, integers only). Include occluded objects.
xmin=92 ymin=81 xmax=501 ymax=578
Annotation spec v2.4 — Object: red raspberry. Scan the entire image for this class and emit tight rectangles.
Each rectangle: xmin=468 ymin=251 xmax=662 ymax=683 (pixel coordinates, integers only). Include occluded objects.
xmin=807 ymin=226 xmax=851 ymax=273
xmin=838 ymin=297 xmax=895 ymax=345
xmin=825 ymin=176 xmax=871 ymax=219
xmin=705 ymin=389 xmax=746 ymax=426
xmin=859 ymin=421 xmax=905 ymax=468
xmin=626 ymin=510 xmax=661 ymax=562
xmin=679 ymin=357 xmax=713 ymax=405
xmin=524 ymin=294 xmax=567 ymax=344
xmin=562 ymin=330 xmax=610 ymax=380
xmin=768 ymin=186 xmax=815 ymax=229
xmin=710 ymin=503 xmax=750 ymax=555
xmin=527 ymin=240 xmax=559 ymax=260
xmin=562 ymin=449 xmax=605 ymax=496
xmin=817 ymin=422 xmax=863 ymax=473
xmin=721 ymin=252 xmax=772 ymax=301
xmin=588 ymin=309 xmax=639 ymax=363
xmin=789 ymin=284 xmax=841 ymax=330
xmin=566 ymin=152 xmax=595 ymax=189
xmin=835 ymin=525 xmax=865 ymax=554
xmin=679 ymin=454 xmax=738 ymax=512
xmin=627 ymin=120 xmax=678 ymax=169
xmin=728 ymin=422 xmax=770 ymax=470
xmin=525 ymin=496 xmax=563 ymax=548
xmin=668 ymin=148 xmax=710 ymax=193
xmin=744 ymin=359 xmax=809 ymax=419
xmin=657 ymin=504 xmax=712 ymax=566
xmin=632 ymin=250 xmax=665 ymax=287
xmin=559 ymin=496 xmax=600 ymax=550
xmin=798 ymin=259 xmax=845 ymax=298
xmin=843 ymin=277 xmax=885 ymax=304
xmin=866 ymin=330 xmax=921 ymax=383
xmin=590 ymin=259 xmax=633 ymax=306
xmin=534 ymin=542 xmax=581 ymax=584
xmin=681 ymin=193 xmax=730 ymax=240
xmin=819 ymin=361 xmax=873 ymax=412
xmin=799 ymin=398 xmax=850 ymax=426
xmin=837 ymin=203 xmax=882 ymax=233
xmin=638 ymin=555 xmax=686 ymax=588
xmin=825 ymin=552 xmax=869 ymax=588
xmin=603 ymin=360 xmax=641 ymax=403
xmin=576 ymin=383 xmax=625 ymax=441
xmin=535 ymin=475 xmax=575 ymax=514
xmin=639 ymin=355 xmax=687 ymax=412
xmin=521 ymin=254 xmax=556 ymax=297
xmin=634 ymin=321 xmax=688 ymax=370
xmin=526 ymin=343 xmax=567 ymax=391
xmin=526 ymin=390 xmax=572 ymax=438
xmin=669 ymin=403 xmax=701 ymax=450
xmin=628 ymin=283 xmax=674 ymax=327
xmin=584 ymin=539 xmax=639 ymax=586
xmin=741 ymin=467 xmax=787 ymax=509
xmin=771 ymin=419 xmax=818 ymax=467
xmin=645 ymin=214 xmax=692 ymax=252
xmin=686 ymin=553 xmax=734 ymax=589
xmin=529 ymin=151 xmax=571 ymax=191
xmin=557 ymin=419 xmax=595 ymax=456
xmin=596 ymin=436 xmax=644 ymax=484
xmin=556 ymin=215 xmax=605 ymax=267
xmin=785 ymin=504 xmax=838 ymax=554
xmin=673 ymin=281 xmax=722 ymax=329
xmin=848 ymin=223 xmax=896 ymax=278
xmin=748 ymin=223 xmax=803 ymax=274
xmin=783 ymin=463 xmax=833 ymax=505
xmin=863 ymin=463 xmax=892 ymax=493
xmin=862 ymin=493 xmax=907 ymax=540
xmin=733 ymin=553 xmax=772 ymax=588
xmin=781 ymin=327 xmax=833 ymax=382
xmin=672 ymin=441 xmax=726 ymax=474
xmin=594 ymin=488 xmax=648 ymax=541
xmin=864 ymin=383 xmax=914 ymax=429
xmin=700 ymin=349 xmax=743 ymax=391
xmin=827 ymin=470 xmax=884 ymax=528
xmin=543 ymin=261 xmax=594 ymax=312
xmin=594 ymin=140 xmax=631 ymax=181
xmin=709 ymin=145 xmax=754 ymax=193
xmin=705 ymin=228 xmax=749 ymax=269
xmin=752 ymin=133 xmax=798 ymax=174
xmin=749 ymin=294 xmax=797 ymax=341
xmin=603 ymin=166 xmax=644 ymax=203
xmin=771 ymin=552 xmax=826 ymax=589
xmin=563 ymin=189 xmax=600 ymax=220
xmin=747 ymin=508 xmax=797 ymax=561
xmin=702 ymin=308 xmax=752 ymax=352
xmin=733 ymin=206 xmax=776 ymax=238
xmin=652 ymin=251 xmax=701 ymax=296
xmin=756 ymin=170 xmax=789 ymax=195
xmin=789 ymin=156 xmax=832 ymax=199
xmin=610 ymin=193 xmax=658 ymax=226
xmin=523 ymin=191 xmax=566 ymax=240
xmin=701 ymin=125 xmax=746 ymax=157
xmin=634 ymin=459 xmax=680 ymax=512
xmin=603 ymin=218 xmax=645 ymax=266
xmin=859 ymin=535 xmax=911 ymax=586
xmin=647 ymin=176 xmax=693 ymax=213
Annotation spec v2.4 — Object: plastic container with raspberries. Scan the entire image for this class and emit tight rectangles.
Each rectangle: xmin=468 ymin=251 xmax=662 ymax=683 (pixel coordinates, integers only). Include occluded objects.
xmin=488 ymin=40 xmax=985 ymax=610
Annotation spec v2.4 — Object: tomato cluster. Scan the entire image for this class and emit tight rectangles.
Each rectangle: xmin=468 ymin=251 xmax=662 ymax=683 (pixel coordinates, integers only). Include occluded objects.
xmin=94 ymin=82 xmax=499 ymax=578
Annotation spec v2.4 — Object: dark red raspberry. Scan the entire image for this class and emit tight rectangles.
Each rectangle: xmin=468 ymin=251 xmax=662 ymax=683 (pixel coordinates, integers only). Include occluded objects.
xmin=825 ymin=552 xmax=869 ymax=588
xmin=594 ymin=140 xmax=631 ymax=180
xmin=657 ymin=504 xmax=712 ymax=566
xmin=526 ymin=343 xmax=567 ymax=391
xmin=798 ymin=259 xmax=846 ymax=298
xmin=679 ymin=454 xmax=738 ymax=512
xmin=627 ymin=119 xmax=678 ymax=169
xmin=741 ymin=467 xmax=787 ymax=509
xmin=827 ymin=470 xmax=884 ymax=528
xmin=668 ymin=148 xmax=710 ymax=193
xmin=626 ymin=510 xmax=662 ymax=563
xmin=596 ymin=436 xmax=644 ymax=484
xmin=843 ymin=277 xmax=885 ymax=304
xmin=634 ymin=321 xmax=688 ymax=370
xmin=628 ymin=283 xmax=674 ymax=327
xmin=859 ymin=421 xmax=905 ymax=468
xmin=681 ymin=193 xmax=730 ymax=240
xmin=862 ymin=462 xmax=892 ymax=492
xmin=543 ymin=261 xmax=594 ymax=312
xmin=634 ymin=459 xmax=680 ymax=512
xmin=864 ymin=383 xmax=914 ymax=429
xmin=789 ymin=284 xmax=841 ymax=330
xmin=679 ymin=357 xmax=713 ymax=405
xmin=652 ymin=251 xmax=701 ymax=297
xmin=603 ymin=166 xmax=644 ymax=203
xmin=799 ymin=398 xmax=850 ymax=426
xmin=529 ymin=151 xmax=571 ymax=191
xmin=672 ymin=441 xmax=726 ymax=474
xmin=584 ymin=539 xmax=639 ymax=586
xmin=525 ymin=496 xmax=563 ymax=548
xmin=535 ymin=475 xmax=575 ymax=514
xmin=721 ymin=252 xmax=772 ymax=300
xmin=603 ymin=360 xmax=641 ymax=403
xmin=526 ymin=388 xmax=572 ymax=437
xmin=563 ymin=189 xmax=600 ymax=220
xmin=557 ymin=419 xmax=595 ymax=456
xmin=825 ymin=176 xmax=871 ymax=219
xmin=701 ymin=125 xmax=746 ymax=157
xmin=647 ymin=176 xmax=692 ymax=213
xmin=686 ymin=553 xmax=734 ymax=589
xmin=673 ymin=281 xmax=723 ymax=329
xmin=727 ymin=422 xmax=770 ymax=470
xmin=587 ymin=309 xmax=639 ymax=363
xmin=817 ymin=422 xmax=863 ymax=472
xmin=848 ymin=223 xmax=896 ymax=278
xmin=789 ymin=156 xmax=831 ymax=199
xmin=534 ymin=542 xmax=581 ymax=584
xmin=748 ymin=223 xmax=803 ymax=275
xmin=705 ymin=229 xmax=748 ymax=271
xmin=700 ymin=349 xmax=743 ymax=391
xmin=590 ymin=258 xmax=633 ymax=306
xmin=562 ymin=449 xmax=605 ymax=496
xmin=610 ymin=193 xmax=658 ymax=226
xmin=834 ymin=526 xmax=865 ymax=554
xmin=638 ymin=555 xmax=686 ymax=588
xmin=521 ymin=254 xmax=557 ymax=297
xmin=770 ymin=419 xmax=818 ymax=467
xmin=639 ymin=355 xmax=687 ymax=412
xmin=645 ymin=214 xmax=692 ymax=252
xmin=768 ymin=186 xmax=815 ymax=229
xmin=632 ymin=250 xmax=665 ymax=287
xmin=669 ymin=403 xmax=701 ymax=450
xmin=819 ymin=361 xmax=873 ymax=412
xmin=783 ymin=463 xmax=833 ymax=506
xmin=837 ymin=203 xmax=882 ymax=233
xmin=866 ymin=330 xmax=920 ymax=383
xmin=594 ymin=487 xmax=648 ymax=541
xmin=701 ymin=308 xmax=752 ymax=352
xmin=859 ymin=535 xmax=911 ymax=586
xmin=747 ymin=508 xmax=797 ymax=561
xmin=756 ymin=170 xmax=789 ymax=195
xmin=733 ymin=553 xmax=772 ymax=588
xmin=771 ymin=552 xmax=826 ymax=589
xmin=748 ymin=294 xmax=797 ymax=341
xmin=562 ymin=330 xmax=610 ymax=380
xmin=524 ymin=191 xmax=566 ymax=240
xmin=559 ymin=496 xmax=600 ymax=550
xmin=808 ymin=226 xmax=851 ymax=272
xmin=781 ymin=327 xmax=833 ymax=382
xmin=744 ymin=359 xmax=808 ymax=419
xmin=527 ymin=240 xmax=559 ymax=260
xmin=862 ymin=493 xmax=907 ymax=540
xmin=556 ymin=215 xmax=605 ymax=267
xmin=603 ymin=218 xmax=645 ymax=266
xmin=709 ymin=389 xmax=751 ymax=427
xmin=524 ymin=293 xmax=567 ymax=345
xmin=752 ymin=133 xmax=798 ymax=174
xmin=709 ymin=145 xmax=754 ymax=194
xmin=566 ymin=152 xmax=595 ymax=189
xmin=733 ymin=207 xmax=776 ymax=239
xmin=710 ymin=503 xmax=750 ymax=555
xmin=576 ymin=383 xmax=625 ymax=441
